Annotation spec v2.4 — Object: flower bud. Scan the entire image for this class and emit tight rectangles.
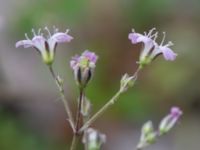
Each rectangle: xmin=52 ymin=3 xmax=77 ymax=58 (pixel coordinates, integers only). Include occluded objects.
xmin=70 ymin=50 xmax=98 ymax=89
xmin=81 ymin=97 xmax=92 ymax=117
xmin=82 ymin=128 xmax=106 ymax=150
xmin=57 ymin=75 xmax=64 ymax=85
xmin=159 ymin=107 xmax=183 ymax=135
xmin=120 ymin=74 xmax=135 ymax=92
xmin=142 ymin=121 xmax=154 ymax=136
xmin=137 ymin=121 xmax=157 ymax=150
xmin=75 ymin=67 xmax=92 ymax=89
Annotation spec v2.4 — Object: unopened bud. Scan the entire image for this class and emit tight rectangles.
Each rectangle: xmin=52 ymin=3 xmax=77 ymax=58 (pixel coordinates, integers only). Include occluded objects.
xmin=142 ymin=121 xmax=154 ymax=136
xmin=137 ymin=121 xmax=157 ymax=150
xmin=159 ymin=107 xmax=182 ymax=135
xmin=81 ymin=97 xmax=92 ymax=117
xmin=70 ymin=50 xmax=98 ymax=89
xmin=82 ymin=128 xmax=106 ymax=150
xmin=75 ymin=67 xmax=92 ymax=89
xmin=57 ymin=75 xmax=64 ymax=85
xmin=120 ymin=74 xmax=135 ymax=92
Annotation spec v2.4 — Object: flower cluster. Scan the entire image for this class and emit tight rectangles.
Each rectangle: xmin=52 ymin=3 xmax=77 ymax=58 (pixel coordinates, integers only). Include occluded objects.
xmin=128 ymin=28 xmax=177 ymax=67
xmin=16 ymin=26 xmax=182 ymax=150
xmin=16 ymin=27 xmax=73 ymax=65
xmin=70 ymin=50 xmax=98 ymax=88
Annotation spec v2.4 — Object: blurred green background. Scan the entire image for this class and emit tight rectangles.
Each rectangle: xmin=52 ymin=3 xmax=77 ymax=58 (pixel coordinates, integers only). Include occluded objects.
xmin=0 ymin=0 xmax=200 ymax=149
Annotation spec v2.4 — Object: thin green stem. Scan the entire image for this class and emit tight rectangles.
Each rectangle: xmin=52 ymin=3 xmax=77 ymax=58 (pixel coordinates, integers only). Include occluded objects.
xmin=49 ymin=66 xmax=75 ymax=132
xmin=79 ymin=90 xmax=122 ymax=133
xmin=79 ymin=66 xmax=142 ymax=133
xmin=75 ymin=89 xmax=84 ymax=132
xmin=70 ymin=134 xmax=79 ymax=150
xmin=70 ymin=88 xmax=84 ymax=150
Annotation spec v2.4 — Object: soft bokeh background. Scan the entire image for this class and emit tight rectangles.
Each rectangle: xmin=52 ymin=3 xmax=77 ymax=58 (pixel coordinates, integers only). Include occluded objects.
xmin=0 ymin=0 xmax=199 ymax=150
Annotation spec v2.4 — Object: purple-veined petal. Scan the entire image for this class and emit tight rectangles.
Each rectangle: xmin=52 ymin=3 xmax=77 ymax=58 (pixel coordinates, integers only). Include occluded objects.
xmin=161 ymin=47 xmax=177 ymax=61
xmin=47 ymin=38 xmax=57 ymax=53
xmin=32 ymin=35 xmax=46 ymax=53
xmin=128 ymin=32 xmax=150 ymax=44
xmin=149 ymin=43 xmax=162 ymax=59
xmin=129 ymin=30 xmax=155 ymax=62
xmin=128 ymin=33 xmax=141 ymax=44
xmin=70 ymin=55 xmax=80 ymax=70
xmin=139 ymin=40 xmax=155 ymax=61
xmin=15 ymin=40 xmax=33 ymax=48
xmin=82 ymin=50 xmax=98 ymax=63
xmin=52 ymin=32 xmax=73 ymax=43
xmin=136 ymin=35 xmax=152 ymax=43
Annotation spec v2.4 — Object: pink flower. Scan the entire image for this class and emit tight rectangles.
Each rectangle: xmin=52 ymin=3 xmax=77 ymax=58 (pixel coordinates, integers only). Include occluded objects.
xmin=16 ymin=27 xmax=73 ymax=65
xmin=128 ymin=28 xmax=177 ymax=67
xmin=170 ymin=106 xmax=183 ymax=118
xmin=159 ymin=106 xmax=183 ymax=135
xmin=70 ymin=50 xmax=98 ymax=70
xmin=70 ymin=50 xmax=98 ymax=88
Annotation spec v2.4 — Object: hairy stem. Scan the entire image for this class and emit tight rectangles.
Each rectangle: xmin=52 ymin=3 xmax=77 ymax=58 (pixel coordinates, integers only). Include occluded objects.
xmin=49 ymin=66 xmax=75 ymax=132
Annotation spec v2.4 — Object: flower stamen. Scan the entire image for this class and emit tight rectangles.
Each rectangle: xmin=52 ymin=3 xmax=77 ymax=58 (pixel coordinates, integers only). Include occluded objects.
xmin=53 ymin=26 xmax=59 ymax=33
xmin=160 ymin=32 xmax=166 ymax=46
xmin=150 ymin=32 xmax=158 ymax=39
xmin=166 ymin=41 xmax=174 ymax=47
xmin=38 ymin=28 xmax=41 ymax=35
xmin=31 ymin=28 xmax=36 ymax=36
xmin=153 ymin=32 xmax=158 ymax=41
xmin=66 ymin=29 xmax=69 ymax=33
xmin=44 ymin=26 xmax=51 ymax=38
xmin=147 ymin=27 xmax=156 ymax=37
xmin=25 ymin=33 xmax=30 ymax=40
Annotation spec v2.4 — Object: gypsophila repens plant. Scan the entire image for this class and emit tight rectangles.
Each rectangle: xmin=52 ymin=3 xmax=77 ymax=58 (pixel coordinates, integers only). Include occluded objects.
xmin=16 ymin=27 xmax=182 ymax=150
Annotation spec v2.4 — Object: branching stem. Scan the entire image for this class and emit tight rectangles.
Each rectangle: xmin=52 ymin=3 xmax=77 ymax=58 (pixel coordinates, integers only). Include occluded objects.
xmin=49 ymin=66 xmax=75 ymax=132
xmin=79 ymin=66 xmax=142 ymax=133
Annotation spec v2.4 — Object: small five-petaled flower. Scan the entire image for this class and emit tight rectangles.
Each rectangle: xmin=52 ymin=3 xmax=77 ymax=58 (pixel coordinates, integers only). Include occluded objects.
xmin=16 ymin=27 xmax=73 ymax=65
xmin=128 ymin=28 xmax=177 ymax=67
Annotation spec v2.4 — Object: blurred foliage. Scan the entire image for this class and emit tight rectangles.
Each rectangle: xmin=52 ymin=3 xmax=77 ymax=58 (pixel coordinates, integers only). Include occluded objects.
xmin=0 ymin=108 xmax=57 ymax=150
xmin=12 ymin=0 xmax=87 ymax=36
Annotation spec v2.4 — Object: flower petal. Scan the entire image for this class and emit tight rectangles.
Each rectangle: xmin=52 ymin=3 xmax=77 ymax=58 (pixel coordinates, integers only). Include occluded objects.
xmin=15 ymin=40 xmax=33 ymax=48
xmin=128 ymin=33 xmax=140 ymax=44
xmin=70 ymin=55 xmax=80 ymax=70
xmin=136 ymin=35 xmax=151 ymax=43
xmin=170 ymin=107 xmax=183 ymax=118
xmin=161 ymin=47 xmax=177 ymax=61
xmin=82 ymin=50 xmax=98 ymax=63
xmin=52 ymin=32 xmax=73 ymax=43
xmin=32 ymin=35 xmax=46 ymax=52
